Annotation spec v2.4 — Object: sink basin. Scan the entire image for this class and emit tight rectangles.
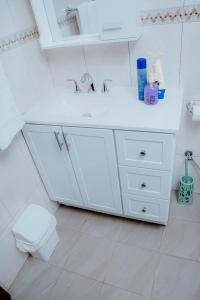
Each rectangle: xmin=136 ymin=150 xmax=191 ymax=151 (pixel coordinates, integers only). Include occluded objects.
xmin=51 ymin=94 xmax=112 ymax=118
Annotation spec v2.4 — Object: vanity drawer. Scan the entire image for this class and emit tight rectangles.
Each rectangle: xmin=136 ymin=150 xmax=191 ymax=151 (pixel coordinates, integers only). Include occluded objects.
xmin=122 ymin=194 xmax=169 ymax=224
xmin=119 ymin=166 xmax=171 ymax=199
xmin=115 ymin=131 xmax=175 ymax=170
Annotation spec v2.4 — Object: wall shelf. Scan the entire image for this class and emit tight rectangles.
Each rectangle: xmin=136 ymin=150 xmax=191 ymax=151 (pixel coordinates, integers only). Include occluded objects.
xmin=40 ymin=33 xmax=142 ymax=49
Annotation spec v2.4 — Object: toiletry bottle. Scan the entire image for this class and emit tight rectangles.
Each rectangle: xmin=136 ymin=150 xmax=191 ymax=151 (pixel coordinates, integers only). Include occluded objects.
xmin=148 ymin=54 xmax=166 ymax=100
xmin=137 ymin=58 xmax=147 ymax=101
xmin=144 ymin=82 xmax=159 ymax=105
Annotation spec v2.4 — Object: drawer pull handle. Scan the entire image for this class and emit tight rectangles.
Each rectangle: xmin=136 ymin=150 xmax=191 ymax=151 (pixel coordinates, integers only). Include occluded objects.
xmin=141 ymin=182 xmax=147 ymax=188
xmin=142 ymin=207 xmax=147 ymax=213
xmin=140 ymin=150 xmax=146 ymax=157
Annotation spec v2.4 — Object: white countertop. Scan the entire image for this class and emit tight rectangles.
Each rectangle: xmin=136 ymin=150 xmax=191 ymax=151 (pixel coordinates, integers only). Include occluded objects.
xmin=24 ymin=87 xmax=183 ymax=134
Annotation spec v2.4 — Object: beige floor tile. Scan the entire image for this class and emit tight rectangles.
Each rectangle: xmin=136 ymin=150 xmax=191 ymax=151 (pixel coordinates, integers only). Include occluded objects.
xmin=160 ymin=218 xmax=200 ymax=260
xmin=48 ymin=270 xmax=102 ymax=300
xmin=170 ymin=192 xmax=200 ymax=223
xmin=104 ymin=243 xmax=159 ymax=297
xmin=10 ymin=257 xmax=62 ymax=300
xmin=49 ymin=226 xmax=81 ymax=267
xmin=113 ymin=219 xmax=164 ymax=251
xmin=56 ymin=205 xmax=89 ymax=230
xmin=99 ymin=284 xmax=148 ymax=300
xmin=34 ymin=285 xmax=53 ymax=300
xmin=81 ymin=211 xmax=164 ymax=251
xmin=151 ymin=254 xmax=200 ymax=300
xmin=65 ymin=232 xmax=116 ymax=281
xmin=81 ymin=211 xmax=124 ymax=239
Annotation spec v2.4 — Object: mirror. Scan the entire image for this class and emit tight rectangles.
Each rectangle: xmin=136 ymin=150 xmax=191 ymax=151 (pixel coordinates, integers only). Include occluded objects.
xmin=43 ymin=0 xmax=99 ymax=41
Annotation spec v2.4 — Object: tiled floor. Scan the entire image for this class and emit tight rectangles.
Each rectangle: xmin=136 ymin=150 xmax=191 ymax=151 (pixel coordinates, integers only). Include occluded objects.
xmin=10 ymin=191 xmax=200 ymax=300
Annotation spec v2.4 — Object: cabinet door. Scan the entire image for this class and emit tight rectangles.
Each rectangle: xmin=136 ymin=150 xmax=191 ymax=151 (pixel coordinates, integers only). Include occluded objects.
xmin=23 ymin=125 xmax=83 ymax=206
xmin=97 ymin=0 xmax=141 ymax=41
xmin=63 ymin=127 xmax=122 ymax=214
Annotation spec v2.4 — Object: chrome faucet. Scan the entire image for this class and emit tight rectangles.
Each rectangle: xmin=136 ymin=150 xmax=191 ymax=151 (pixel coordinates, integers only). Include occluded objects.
xmin=68 ymin=79 xmax=82 ymax=93
xmin=102 ymin=79 xmax=112 ymax=93
xmin=80 ymin=73 xmax=96 ymax=93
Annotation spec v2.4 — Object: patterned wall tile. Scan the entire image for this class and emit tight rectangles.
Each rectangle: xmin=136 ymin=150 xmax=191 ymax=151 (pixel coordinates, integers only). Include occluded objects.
xmin=141 ymin=4 xmax=200 ymax=25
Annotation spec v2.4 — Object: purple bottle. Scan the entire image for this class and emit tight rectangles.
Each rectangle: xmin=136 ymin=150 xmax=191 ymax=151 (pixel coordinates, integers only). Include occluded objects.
xmin=144 ymin=83 xmax=159 ymax=105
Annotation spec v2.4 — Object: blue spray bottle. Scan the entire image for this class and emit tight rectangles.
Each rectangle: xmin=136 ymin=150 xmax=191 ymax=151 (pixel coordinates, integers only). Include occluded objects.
xmin=137 ymin=58 xmax=147 ymax=101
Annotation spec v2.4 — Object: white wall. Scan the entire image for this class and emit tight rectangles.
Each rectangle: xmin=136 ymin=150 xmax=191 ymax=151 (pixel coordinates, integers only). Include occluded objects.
xmin=0 ymin=0 xmax=53 ymax=113
xmin=46 ymin=0 xmax=200 ymax=192
xmin=0 ymin=0 xmax=57 ymax=290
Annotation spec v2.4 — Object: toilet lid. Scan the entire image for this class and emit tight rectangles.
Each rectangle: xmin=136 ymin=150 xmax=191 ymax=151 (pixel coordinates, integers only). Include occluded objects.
xmin=12 ymin=204 xmax=56 ymax=244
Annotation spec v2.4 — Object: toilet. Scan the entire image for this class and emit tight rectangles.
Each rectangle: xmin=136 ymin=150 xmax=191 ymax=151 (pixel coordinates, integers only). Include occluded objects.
xmin=12 ymin=204 xmax=59 ymax=261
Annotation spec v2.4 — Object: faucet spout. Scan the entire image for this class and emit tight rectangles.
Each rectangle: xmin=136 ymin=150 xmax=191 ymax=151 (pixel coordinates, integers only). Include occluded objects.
xmin=80 ymin=73 xmax=96 ymax=93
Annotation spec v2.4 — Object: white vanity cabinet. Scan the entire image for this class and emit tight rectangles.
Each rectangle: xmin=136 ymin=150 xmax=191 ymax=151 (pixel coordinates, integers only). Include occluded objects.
xmin=23 ymin=123 xmax=176 ymax=225
xmin=23 ymin=124 xmax=122 ymax=214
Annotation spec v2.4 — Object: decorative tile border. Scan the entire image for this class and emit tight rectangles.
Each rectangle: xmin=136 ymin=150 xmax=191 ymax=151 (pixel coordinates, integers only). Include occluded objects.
xmin=141 ymin=4 xmax=200 ymax=25
xmin=0 ymin=26 xmax=39 ymax=54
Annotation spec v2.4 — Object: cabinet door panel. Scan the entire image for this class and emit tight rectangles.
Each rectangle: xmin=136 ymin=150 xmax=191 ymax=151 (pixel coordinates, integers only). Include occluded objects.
xmin=119 ymin=166 xmax=171 ymax=200
xmin=122 ymin=194 xmax=169 ymax=224
xmin=97 ymin=0 xmax=141 ymax=41
xmin=63 ymin=127 xmax=122 ymax=214
xmin=115 ymin=130 xmax=175 ymax=170
xmin=23 ymin=125 xmax=83 ymax=206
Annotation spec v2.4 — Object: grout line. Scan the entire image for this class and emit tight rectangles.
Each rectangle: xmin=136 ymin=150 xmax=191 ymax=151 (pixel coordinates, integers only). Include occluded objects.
xmin=183 ymin=98 xmax=200 ymax=102
xmin=149 ymin=249 xmax=162 ymax=299
xmin=38 ymin=264 xmax=66 ymax=299
xmin=127 ymin=41 xmax=133 ymax=87
xmin=158 ymin=250 xmax=200 ymax=265
xmin=82 ymin=46 xmax=89 ymax=73
xmin=102 ymin=239 xmax=118 ymax=284
xmin=62 ymin=266 xmax=105 ymax=284
xmin=169 ymin=214 xmax=200 ymax=225
xmin=43 ymin=47 xmax=57 ymax=89
xmin=178 ymin=6 xmax=184 ymax=88
xmin=175 ymin=153 xmax=200 ymax=158
xmin=8 ymin=254 xmax=30 ymax=291
xmin=101 ymin=281 xmax=149 ymax=298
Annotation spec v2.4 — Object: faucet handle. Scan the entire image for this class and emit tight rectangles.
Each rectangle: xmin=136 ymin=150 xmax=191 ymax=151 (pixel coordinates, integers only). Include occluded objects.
xmin=102 ymin=79 xmax=112 ymax=93
xmin=68 ymin=79 xmax=82 ymax=93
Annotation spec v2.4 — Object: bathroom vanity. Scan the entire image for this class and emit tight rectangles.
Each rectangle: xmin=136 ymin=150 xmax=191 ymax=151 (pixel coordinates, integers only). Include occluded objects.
xmin=23 ymin=88 xmax=183 ymax=225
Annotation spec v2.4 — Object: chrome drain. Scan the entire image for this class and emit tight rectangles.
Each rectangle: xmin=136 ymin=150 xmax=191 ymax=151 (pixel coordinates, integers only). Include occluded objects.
xmin=82 ymin=113 xmax=93 ymax=118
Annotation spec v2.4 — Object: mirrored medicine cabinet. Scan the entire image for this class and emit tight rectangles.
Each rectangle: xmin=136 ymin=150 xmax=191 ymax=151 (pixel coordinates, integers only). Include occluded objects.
xmin=30 ymin=0 xmax=142 ymax=49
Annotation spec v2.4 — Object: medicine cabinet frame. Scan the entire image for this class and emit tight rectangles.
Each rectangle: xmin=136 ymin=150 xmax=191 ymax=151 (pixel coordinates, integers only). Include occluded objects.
xmin=30 ymin=0 xmax=142 ymax=49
